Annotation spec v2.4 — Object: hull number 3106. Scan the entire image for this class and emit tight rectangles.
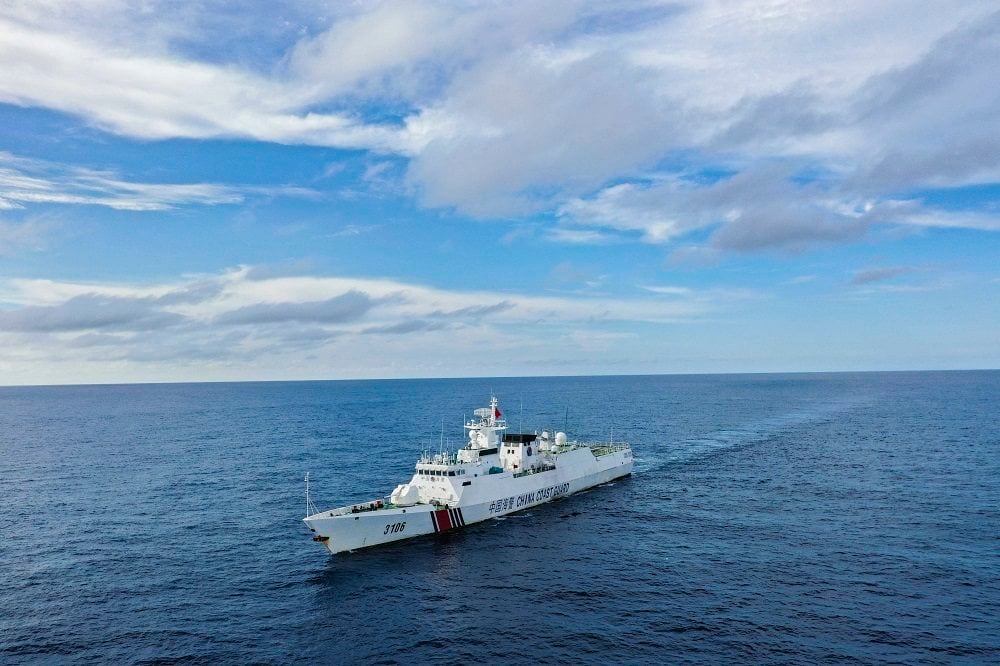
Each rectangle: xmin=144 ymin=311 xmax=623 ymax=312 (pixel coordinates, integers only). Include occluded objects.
xmin=384 ymin=522 xmax=406 ymax=534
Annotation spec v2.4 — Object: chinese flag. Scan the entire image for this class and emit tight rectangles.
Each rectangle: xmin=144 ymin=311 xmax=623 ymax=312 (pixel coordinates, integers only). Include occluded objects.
xmin=494 ymin=407 xmax=502 ymax=418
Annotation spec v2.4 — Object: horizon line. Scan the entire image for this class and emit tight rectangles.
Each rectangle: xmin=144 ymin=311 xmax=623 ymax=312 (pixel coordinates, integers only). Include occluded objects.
xmin=1 ymin=366 xmax=997 ymax=390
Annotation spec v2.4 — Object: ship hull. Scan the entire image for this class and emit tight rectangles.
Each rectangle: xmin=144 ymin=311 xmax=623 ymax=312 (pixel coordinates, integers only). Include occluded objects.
xmin=304 ymin=448 xmax=632 ymax=555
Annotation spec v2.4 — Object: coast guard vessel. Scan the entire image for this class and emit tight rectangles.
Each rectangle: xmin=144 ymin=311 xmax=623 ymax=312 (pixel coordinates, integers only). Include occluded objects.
xmin=304 ymin=396 xmax=632 ymax=555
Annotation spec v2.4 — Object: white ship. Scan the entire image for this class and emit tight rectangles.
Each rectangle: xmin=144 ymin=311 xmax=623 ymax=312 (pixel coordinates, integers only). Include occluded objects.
xmin=304 ymin=396 xmax=633 ymax=555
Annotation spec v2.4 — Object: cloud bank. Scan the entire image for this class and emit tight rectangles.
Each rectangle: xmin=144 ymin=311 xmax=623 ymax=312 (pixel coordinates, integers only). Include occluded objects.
xmin=0 ymin=265 xmax=722 ymax=383
xmin=0 ymin=1 xmax=996 ymax=253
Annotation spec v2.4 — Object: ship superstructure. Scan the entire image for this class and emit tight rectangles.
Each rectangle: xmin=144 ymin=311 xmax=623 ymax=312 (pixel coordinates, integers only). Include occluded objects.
xmin=304 ymin=396 xmax=633 ymax=554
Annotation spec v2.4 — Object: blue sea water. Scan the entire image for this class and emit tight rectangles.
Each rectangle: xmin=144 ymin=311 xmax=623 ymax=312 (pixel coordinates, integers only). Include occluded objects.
xmin=1 ymin=371 xmax=998 ymax=664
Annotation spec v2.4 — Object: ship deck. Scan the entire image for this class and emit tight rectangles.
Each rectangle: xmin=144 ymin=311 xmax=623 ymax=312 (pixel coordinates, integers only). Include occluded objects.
xmin=586 ymin=443 xmax=630 ymax=456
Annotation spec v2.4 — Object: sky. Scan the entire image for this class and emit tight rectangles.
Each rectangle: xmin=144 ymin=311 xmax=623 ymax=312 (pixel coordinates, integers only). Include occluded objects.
xmin=0 ymin=0 xmax=998 ymax=385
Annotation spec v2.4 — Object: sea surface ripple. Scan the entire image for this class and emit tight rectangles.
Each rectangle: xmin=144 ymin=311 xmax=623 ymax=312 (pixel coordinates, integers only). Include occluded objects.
xmin=1 ymin=371 xmax=998 ymax=664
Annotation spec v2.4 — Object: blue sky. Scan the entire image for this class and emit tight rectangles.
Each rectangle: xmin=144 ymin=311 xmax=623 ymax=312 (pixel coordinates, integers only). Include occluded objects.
xmin=0 ymin=1 xmax=997 ymax=385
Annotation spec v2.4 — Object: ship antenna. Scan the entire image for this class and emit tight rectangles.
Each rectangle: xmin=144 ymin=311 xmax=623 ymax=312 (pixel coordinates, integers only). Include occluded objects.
xmin=439 ymin=418 xmax=444 ymax=457
xmin=564 ymin=406 xmax=569 ymax=434
xmin=519 ymin=396 xmax=523 ymax=433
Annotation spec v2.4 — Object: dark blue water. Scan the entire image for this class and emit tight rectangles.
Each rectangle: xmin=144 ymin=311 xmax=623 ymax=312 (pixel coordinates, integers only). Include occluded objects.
xmin=2 ymin=372 xmax=998 ymax=664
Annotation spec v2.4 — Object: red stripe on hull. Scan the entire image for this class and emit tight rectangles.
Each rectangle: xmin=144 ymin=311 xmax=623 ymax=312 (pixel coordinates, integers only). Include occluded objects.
xmin=435 ymin=509 xmax=452 ymax=531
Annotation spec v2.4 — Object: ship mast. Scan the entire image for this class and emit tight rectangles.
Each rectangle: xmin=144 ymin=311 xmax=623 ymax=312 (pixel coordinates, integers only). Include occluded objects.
xmin=464 ymin=395 xmax=506 ymax=450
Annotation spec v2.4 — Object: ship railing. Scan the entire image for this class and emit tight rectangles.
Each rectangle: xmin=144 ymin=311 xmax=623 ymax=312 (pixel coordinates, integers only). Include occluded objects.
xmin=418 ymin=452 xmax=460 ymax=465
xmin=513 ymin=463 xmax=556 ymax=478
xmin=322 ymin=497 xmax=392 ymax=517
xmin=580 ymin=441 xmax=631 ymax=456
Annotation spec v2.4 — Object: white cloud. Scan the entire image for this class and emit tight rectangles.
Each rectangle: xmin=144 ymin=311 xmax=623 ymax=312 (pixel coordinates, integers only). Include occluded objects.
xmin=850 ymin=266 xmax=916 ymax=286
xmin=327 ymin=223 xmax=379 ymax=239
xmin=0 ymin=15 xmax=402 ymax=150
xmin=0 ymin=0 xmax=997 ymax=255
xmin=402 ymin=2 xmax=1000 ymax=219
xmin=641 ymin=285 xmax=692 ymax=296
xmin=555 ymin=163 xmax=1000 ymax=252
xmin=0 ymin=264 xmax=725 ymax=383
xmin=406 ymin=47 xmax=679 ymax=216
xmin=545 ymin=227 xmax=623 ymax=245
xmin=0 ymin=217 xmax=57 ymax=256
xmin=284 ymin=3 xmax=505 ymax=103
xmin=894 ymin=210 xmax=1000 ymax=232
xmin=0 ymin=152 xmax=314 ymax=211
xmin=0 ymin=264 xmax=713 ymax=328
xmin=558 ymin=180 xmax=703 ymax=244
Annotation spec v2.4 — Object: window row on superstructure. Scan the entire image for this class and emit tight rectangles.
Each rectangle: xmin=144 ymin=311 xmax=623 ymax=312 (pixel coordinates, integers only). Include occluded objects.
xmin=416 ymin=468 xmax=468 ymax=477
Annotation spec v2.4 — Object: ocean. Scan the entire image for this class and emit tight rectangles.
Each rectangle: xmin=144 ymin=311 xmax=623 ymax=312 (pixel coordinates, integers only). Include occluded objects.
xmin=1 ymin=371 xmax=998 ymax=664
